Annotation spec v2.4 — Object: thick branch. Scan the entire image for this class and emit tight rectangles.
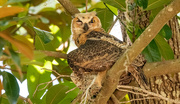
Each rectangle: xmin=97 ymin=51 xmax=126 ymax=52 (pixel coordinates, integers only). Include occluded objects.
xmin=57 ymin=0 xmax=80 ymax=16
xmin=94 ymin=0 xmax=180 ymax=103
xmin=143 ymin=59 xmax=180 ymax=78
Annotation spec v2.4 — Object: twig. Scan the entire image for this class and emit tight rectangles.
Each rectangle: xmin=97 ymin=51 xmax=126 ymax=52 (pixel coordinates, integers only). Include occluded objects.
xmin=117 ymin=85 xmax=180 ymax=103
xmin=40 ymin=50 xmax=67 ymax=59
xmin=66 ymin=86 xmax=78 ymax=94
xmin=57 ymin=0 xmax=80 ymax=16
xmin=0 ymin=66 xmax=27 ymax=73
xmin=107 ymin=17 xmax=118 ymax=34
xmin=119 ymin=97 xmax=158 ymax=104
xmin=19 ymin=95 xmax=33 ymax=104
xmin=103 ymin=2 xmax=133 ymax=34
xmin=80 ymin=76 xmax=97 ymax=104
xmin=33 ymin=69 xmax=70 ymax=97
xmin=72 ymin=93 xmax=83 ymax=104
xmin=86 ymin=0 xmax=88 ymax=12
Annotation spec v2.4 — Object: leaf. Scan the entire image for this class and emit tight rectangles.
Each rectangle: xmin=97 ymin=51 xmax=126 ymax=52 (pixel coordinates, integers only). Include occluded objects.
xmin=2 ymin=72 xmax=20 ymax=104
xmin=145 ymin=0 xmax=172 ymax=10
xmin=102 ymin=0 xmax=126 ymax=11
xmin=89 ymin=2 xmax=106 ymax=10
xmin=6 ymin=0 xmax=29 ymax=4
xmin=0 ymin=38 xmax=5 ymax=57
xmin=11 ymin=65 xmax=27 ymax=82
xmin=20 ymin=50 xmax=46 ymax=65
xmin=137 ymin=0 xmax=148 ymax=9
xmin=0 ymin=94 xmax=10 ymax=104
xmin=96 ymin=8 xmax=113 ymax=32
xmin=154 ymin=34 xmax=174 ymax=60
xmin=89 ymin=2 xmax=118 ymax=15
xmin=9 ymin=50 xmax=23 ymax=80
xmin=46 ymin=84 xmax=69 ymax=104
xmin=159 ymin=24 xmax=172 ymax=40
xmin=27 ymin=61 xmax=52 ymax=99
xmin=0 ymin=0 xmax=7 ymax=6
xmin=40 ymin=17 xmax=49 ymax=24
xmin=58 ymin=82 xmax=79 ymax=104
xmin=9 ymin=50 xmax=21 ymax=68
xmin=142 ymin=40 xmax=161 ymax=62
xmin=0 ymin=6 xmax=26 ymax=19
xmin=0 ymin=32 xmax=34 ymax=59
xmin=0 ymin=79 xmax=3 ymax=96
xmin=35 ymin=35 xmax=56 ymax=51
xmin=59 ymin=26 xmax=71 ymax=43
xmin=34 ymin=27 xmax=54 ymax=44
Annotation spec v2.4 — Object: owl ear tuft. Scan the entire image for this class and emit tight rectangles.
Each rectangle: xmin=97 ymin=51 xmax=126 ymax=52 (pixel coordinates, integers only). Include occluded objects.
xmin=90 ymin=11 xmax=97 ymax=16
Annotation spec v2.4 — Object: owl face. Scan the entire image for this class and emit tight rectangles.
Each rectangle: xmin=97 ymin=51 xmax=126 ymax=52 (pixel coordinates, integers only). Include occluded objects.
xmin=71 ymin=11 xmax=102 ymax=36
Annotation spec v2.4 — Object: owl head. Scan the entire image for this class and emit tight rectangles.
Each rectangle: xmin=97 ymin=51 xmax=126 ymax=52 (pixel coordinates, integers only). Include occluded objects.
xmin=71 ymin=11 xmax=102 ymax=44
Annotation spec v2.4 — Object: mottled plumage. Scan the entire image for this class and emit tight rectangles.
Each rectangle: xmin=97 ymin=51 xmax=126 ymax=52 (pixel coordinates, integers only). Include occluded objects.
xmin=68 ymin=30 xmax=125 ymax=73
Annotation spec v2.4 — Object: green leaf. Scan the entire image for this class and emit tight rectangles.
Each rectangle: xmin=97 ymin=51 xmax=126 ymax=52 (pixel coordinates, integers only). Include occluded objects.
xmin=27 ymin=61 xmax=52 ymax=99
xmin=46 ymin=84 xmax=69 ymax=104
xmin=6 ymin=0 xmax=29 ymax=4
xmin=159 ymin=25 xmax=172 ymax=40
xmin=2 ymin=72 xmax=20 ymax=104
xmin=96 ymin=8 xmax=113 ymax=32
xmin=34 ymin=27 xmax=54 ymax=44
xmin=0 ymin=94 xmax=11 ymax=104
xmin=20 ymin=50 xmax=46 ymax=66
xmin=11 ymin=65 xmax=27 ymax=82
xmin=59 ymin=26 xmax=71 ymax=43
xmin=89 ymin=2 xmax=106 ymax=10
xmin=146 ymin=0 xmax=172 ymax=10
xmin=142 ymin=40 xmax=161 ymax=62
xmin=0 ymin=20 xmax=17 ymax=31
xmin=40 ymin=17 xmax=50 ymax=24
xmin=0 ymin=38 xmax=5 ymax=56
xmin=58 ymin=82 xmax=79 ymax=104
xmin=102 ymin=0 xmax=126 ymax=11
xmin=35 ymin=35 xmax=56 ymax=51
xmin=9 ymin=50 xmax=21 ymax=68
xmin=154 ymin=34 xmax=174 ymax=60
xmin=137 ymin=0 xmax=148 ymax=9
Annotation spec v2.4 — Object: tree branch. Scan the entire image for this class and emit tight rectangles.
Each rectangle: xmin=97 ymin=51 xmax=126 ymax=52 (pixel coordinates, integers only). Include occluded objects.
xmin=143 ymin=59 xmax=180 ymax=78
xmin=41 ymin=50 xmax=67 ymax=59
xmin=57 ymin=0 xmax=80 ymax=16
xmin=93 ymin=0 xmax=180 ymax=103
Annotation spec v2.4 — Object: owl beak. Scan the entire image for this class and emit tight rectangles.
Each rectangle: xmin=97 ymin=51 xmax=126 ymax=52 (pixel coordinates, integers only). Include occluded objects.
xmin=83 ymin=23 xmax=89 ymax=32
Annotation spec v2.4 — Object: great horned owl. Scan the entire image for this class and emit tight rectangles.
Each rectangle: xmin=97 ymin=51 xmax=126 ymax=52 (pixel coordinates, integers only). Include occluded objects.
xmin=67 ymin=11 xmax=147 ymax=101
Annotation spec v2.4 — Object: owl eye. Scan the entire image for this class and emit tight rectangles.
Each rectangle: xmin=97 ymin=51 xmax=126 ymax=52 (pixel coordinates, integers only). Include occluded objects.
xmin=90 ymin=18 xmax=95 ymax=23
xmin=76 ymin=18 xmax=82 ymax=23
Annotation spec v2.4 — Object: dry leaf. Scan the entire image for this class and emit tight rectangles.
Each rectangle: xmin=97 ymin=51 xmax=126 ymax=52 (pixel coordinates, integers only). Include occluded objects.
xmin=0 ymin=32 xmax=34 ymax=60
xmin=0 ymin=6 xmax=26 ymax=19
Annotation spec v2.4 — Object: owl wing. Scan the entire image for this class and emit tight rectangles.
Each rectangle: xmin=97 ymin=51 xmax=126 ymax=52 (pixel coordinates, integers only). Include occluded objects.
xmin=67 ymin=39 xmax=124 ymax=73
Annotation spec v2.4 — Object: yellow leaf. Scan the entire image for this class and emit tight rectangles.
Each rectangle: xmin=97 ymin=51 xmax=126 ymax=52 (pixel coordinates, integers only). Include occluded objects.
xmin=0 ymin=32 xmax=34 ymax=60
xmin=0 ymin=0 xmax=7 ymax=6
xmin=0 ymin=6 xmax=26 ymax=19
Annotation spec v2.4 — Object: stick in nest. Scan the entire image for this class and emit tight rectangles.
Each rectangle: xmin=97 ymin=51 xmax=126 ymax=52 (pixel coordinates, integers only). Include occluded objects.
xmin=80 ymin=76 xmax=97 ymax=104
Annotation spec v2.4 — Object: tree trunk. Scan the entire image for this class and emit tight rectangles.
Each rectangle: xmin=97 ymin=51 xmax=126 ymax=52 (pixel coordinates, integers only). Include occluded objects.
xmin=119 ymin=2 xmax=180 ymax=103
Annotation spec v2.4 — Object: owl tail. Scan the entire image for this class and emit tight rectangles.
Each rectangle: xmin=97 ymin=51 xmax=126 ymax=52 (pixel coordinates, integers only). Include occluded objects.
xmin=128 ymin=65 xmax=149 ymax=90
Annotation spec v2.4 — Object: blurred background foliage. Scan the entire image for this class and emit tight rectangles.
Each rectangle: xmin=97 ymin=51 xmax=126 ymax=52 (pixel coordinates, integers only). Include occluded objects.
xmin=0 ymin=0 xmax=178 ymax=103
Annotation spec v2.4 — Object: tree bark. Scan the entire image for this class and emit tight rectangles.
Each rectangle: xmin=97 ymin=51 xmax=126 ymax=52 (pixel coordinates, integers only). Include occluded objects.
xmin=125 ymin=4 xmax=180 ymax=104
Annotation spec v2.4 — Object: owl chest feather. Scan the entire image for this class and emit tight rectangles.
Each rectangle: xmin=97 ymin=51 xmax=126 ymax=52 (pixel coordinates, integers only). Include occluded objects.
xmin=67 ymin=31 xmax=125 ymax=73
